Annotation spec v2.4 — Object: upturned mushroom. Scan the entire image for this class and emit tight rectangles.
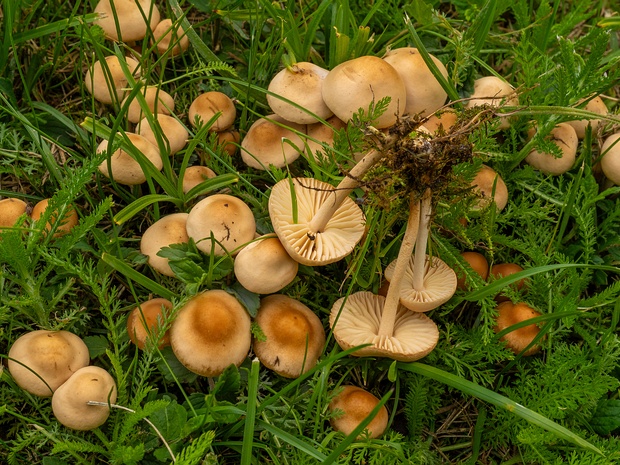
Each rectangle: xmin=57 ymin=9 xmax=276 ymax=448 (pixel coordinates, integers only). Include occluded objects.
xmin=84 ymin=55 xmax=141 ymax=105
xmin=94 ymin=0 xmax=161 ymax=42
xmin=122 ymin=85 xmax=175 ymax=123
xmin=494 ymin=301 xmax=543 ymax=356
xmin=0 ymin=198 xmax=28 ymax=229
xmin=97 ymin=132 xmax=163 ymax=185
xmin=127 ymin=298 xmax=173 ymax=349
xmin=140 ymin=213 xmax=190 ymax=277
xmin=188 ymin=91 xmax=236 ymax=131
xmin=525 ymin=123 xmax=578 ymax=176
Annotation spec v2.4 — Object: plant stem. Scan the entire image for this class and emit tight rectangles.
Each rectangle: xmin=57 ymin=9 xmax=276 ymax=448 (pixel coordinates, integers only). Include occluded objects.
xmin=377 ymin=193 xmax=420 ymax=337
xmin=411 ymin=189 xmax=432 ymax=290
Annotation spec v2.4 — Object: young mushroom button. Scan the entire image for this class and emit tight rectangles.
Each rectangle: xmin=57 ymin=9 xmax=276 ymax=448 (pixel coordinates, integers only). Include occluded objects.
xmin=525 ymin=123 xmax=578 ymax=176
xmin=600 ymin=133 xmax=620 ymax=185
xmin=329 ymin=385 xmax=389 ymax=439
xmin=127 ymin=298 xmax=173 ymax=350
xmin=494 ymin=301 xmax=543 ymax=356
xmin=0 ymin=198 xmax=28 ymax=228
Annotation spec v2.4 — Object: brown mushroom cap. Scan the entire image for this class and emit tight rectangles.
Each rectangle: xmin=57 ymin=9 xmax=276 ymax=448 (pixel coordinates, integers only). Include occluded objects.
xmin=465 ymin=76 xmax=517 ymax=129
xmin=456 ymin=251 xmax=489 ymax=290
xmin=494 ymin=301 xmax=543 ymax=356
xmin=382 ymin=47 xmax=448 ymax=117
xmin=137 ymin=114 xmax=188 ymax=156
xmin=51 ymin=366 xmax=118 ymax=430
xmin=181 ymin=166 xmax=217 ymax=194
xmin=170 ymin=290 xmax=251 ymax=376
xmin=321 ymin=55 xmax=406 ymax=129
xmin=384 ymin=254 xmax=457 ymax=312
xmin=240 ymin=114 xmax=306 ymax=170
xmin=471 ymin=164 xmax=509 ymax=211
xmin=329 ymin=385 xmax=389 ymax=439
xmin=304 ymin=116 xmax=346 ymax=158
xmin=267 ymin=62 xmax=333 ymax=124
xmin=566 ymin=96 xmax=608 ymax=139
xmin=97 ymin=132 xmax=163 ymax=185
xmin=0 ymin=198 xmax=28 ymax=229
xmin=600 ymin=133 xmax=620 ymax=185
xmin=216 ymin=129 xmax=240 ymax=156
xmin=233 ymin=235 xmax=299 ymax=294
xmin=84 ymin=55 xmax=141 ymax=105
xmin=8 ymin=330 xmax=90 ymax=397
xmin=423 ymin=110 xmax=458 ymax=135
xmin=140 ymin=213 xmax=189 ymax=277
xmin=30 ymin=199 xmax=79 ymax=237
xmin=253 ymin=294 xmax=325 ymax=378
xmin=127 ymin=298 xmax=173 ymax=349
xmin=122 ymin=85 xmax=175 ymax=124
xmin=329 ymin=291 xmax=439 ymax=361
xmin=188 ymin=91 xmax=236 ymax=131
xmin=94 ymin=0 xmax=161 ymax=42
xmin=152 ymin=18 xmax=189 ymax=56
xmin=268 ymin=177 xmax=365 ymax=266
xmin=185 ymin=194 xmax=256 ymax=256
xmin=525 ymin=123 xmax=578 ymax=176
xmin=490 ymin=262 xmax=526 ymax=302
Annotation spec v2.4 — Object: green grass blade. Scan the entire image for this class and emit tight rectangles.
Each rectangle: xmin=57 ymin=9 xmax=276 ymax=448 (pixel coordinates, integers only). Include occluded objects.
xmin=113 ymin=194 xmax=179 ymax=225
xmin=185 ymin=174 xmax=239 ymax=200
xmin=101 ymin=253 xmax=175 ymax=300
xmin=240 ymin=358 xmax=260 ymax=465
xmin=12 ymin=13 xmax=99 ymax=43
xmin=255 ymin=420 xmax=328 ymax=461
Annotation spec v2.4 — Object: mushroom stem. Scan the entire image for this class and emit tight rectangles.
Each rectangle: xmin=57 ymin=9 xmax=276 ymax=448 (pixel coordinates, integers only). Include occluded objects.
xmin=377 ymin=193 xmax=420 ymax=337
xmin=411 ymin=189 xmax=433 ymax=290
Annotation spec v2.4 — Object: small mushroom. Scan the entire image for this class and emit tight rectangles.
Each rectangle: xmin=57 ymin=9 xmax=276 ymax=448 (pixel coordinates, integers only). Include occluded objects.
xmin=490 ymin=263 xmax=526 ymax=302
xmin=122 ymin=85 xmax=175 ymax=123
xmin=456 ymin=251 xmax=489 ymax=290
xmin=127 ymin=298 xmax=173 ymax=349
xmin=0 ymin=198 xmax=28 ymax=229
xmin=525 ymin=123 xmax=578 ymax=176
xmin=188 ymin=91 xmax=236 ymax=131
xmin=51 ymin=366 xmax=118 ymax=430
xmin=304 ymin=115 xmax=346 ymax=158
xmin=566 ymin=96 xmax=608 ymax=139
xmin=422 ymin=109 xmax=458 ymax=135
xmin=600 ymin=133 xmax=620 ymax=185
xmin=216 ymin=129 xmax=240 ymax=156
xmin=494 ymin=301 xmax=543 ymax=356
xmin=97 ymin=132 xmax=163 ymax=185
xmin=151 ymin=18 xmax=189 ymax=57
xmin=84 ymin=55 xmax=141 ymax=105
xmin=137 ymin=114 xmax=188 ymax=156
xmin=471 ymin=164 xmax=508 ymax=211
xmin=465 ymin=76 xmax=518 ymax=129
xmin=329 ymin=385 xmax=389 ymax=439
xmin=181 ymin=166 xmax=217 ymax=194
xmin=140 ymin=213 xmax=190 ymax=277
xmin=94 ymin=0 xmax=161 ymax=42
xmin=30 ymin=198 xmax=79 ymax=237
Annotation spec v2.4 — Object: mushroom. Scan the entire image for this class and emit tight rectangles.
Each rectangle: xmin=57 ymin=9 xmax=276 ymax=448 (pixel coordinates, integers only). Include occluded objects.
xmin=525 ymin=123 xmax=578 ymax=175
xmin=127 ymin=298 xmax=173 ymax=349
xmin=169 ymin=290 xmax=251 ymax=376
xmin=181 ymin=166 xmax=217 ymax=194
xmin=456 ymin=251 xmax=489 ymax=290
xmin=140 ymin=213 xmax=190 ymax=277
xmin=0 ymin=198 xmax=28 ymax=229
xmin=8 ymin=330 xmax=90 ymax=397
xmin=321 ymin=55 xmax=407 ymax=128
xmin=94 ymin=0 xmax=161 ymax=42
xmin=122 ymin=85 xmax=175 ymax=124
xmin=233 ymin=234 xmax=299 ymax=294
xmin=216 ymin=129 xmax=240 ymax=156
xmin=51 ymin=366 xmax=118 ymax=430
xmin=97 ymin=132 xmax=163 ymax=185
xmin=266 ymin=62 xmax=333 ymax=124
xmin=185 ymin=194 xmax=256 ymax=256
xmin=304 ymin=115 xmax=346 ymax=159
xmin=253 ymin=294 xmax=325 ymax=378
xmin=137 ymin=114 xmax=188 ymax=156
xmin=600 ymin=133 xmax=620 ymax=185
xmin=494 ymin=301 xmax=543 ymax=356
xmin=470 ymin=164 xmax=509 ymax=211
xmin=382 ymin=47 xmax=449 ymax=117
xmin=465 ymin=76 xmax=518 ymax=129
xmin=30 ymin=198 xmax=79 ymax=237
xmin=151 ymin=18 xmax=189 ymax=57
xmin=490 ymin=263 xmax=526 ymax=302
xmin=422 ymin=109 xmax=458 ymax=135
xmin=566 ymin=96 xmax=608 ymax=139
xmin=329 ymin=385 xmax=389 ymax=439
xmin=188 ymin=91 xmax=236 ymax=131
xmin=84 ymin=55 xmax=141 ymax=105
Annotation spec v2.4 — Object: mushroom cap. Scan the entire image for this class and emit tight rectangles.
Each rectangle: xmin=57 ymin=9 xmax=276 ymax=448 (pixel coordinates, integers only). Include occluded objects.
xmin=465 ymin=76 xmax=517 ymax=129
xmin=268 ymin=177 xmax=365 ymax=266
xmin=490 ymin=262 xmax=526 ymax=302
xmin=97 ymin=132 xmax=163 ymax=185
xmin=233 ymin=234 xmax=299 ymax=294
xmin=384 ymin=255 xmax=457 ymax=312
xmin=322 ymin=56 xmax=406 ymax=129
xmin=600 ymin=133 xmax=620 ymax=185
xmin=253 ymin=294 xmax=325 ymax=377
xmin=0 ymin=198 xmax=28 ymax=228
xmin=170 ymin=290 xmax=251 ymax=376
xmin=152 ymin=18 xmax=189 ymax=56
xmin=51 ymin=366 xmax=118 ymax=430
xmin=382 ymin=47 xmax=448 ymax=118
xmin=127 ymin=298 xmax=173 ymax=349
xmin=456 ymin=251 xmax=489 ymax=290
xmin=525 ymin=123 xmax=578 ymax=175
xmin=140 ymin=213 xmax=190 ymax=277
xmin=94 ymin=0 xmax=161 ymax=42
xmin=422 ymin=110 xmax=458 ymax=135
xmin=267 ymin=62 xmax=333 ymax=124
xmin=471 ymin=164 xmax=509 ymax=211
xmin=122 ymin=85 xmax=175 ymax=124
xmin=181 ymin=166 xmax=217 ymax=194
xmin=304 ymin=116 xmax=346 ymax=158
xmin=329 ymin=291 xmax=439 ymax=361
xmin=216 ymin=129 xmax=240 ymax=156
xmin=137 ymin=114 xmax=188 ymax=156
xmin=329 ymin=385 xmax=388 ymax=439
xmin=494 ymin=301 xmax=543 ymax=356
xmin=566 ymin=96 xmax=608 ymax=139
xmin=240 ymin=114 xmax=306 ymax=170
xmin=188 ymin=91 xmax=236 ymax=131
xmin=8 ymin=330 xmax=90 ymax=397
xmin=186 ymin=194 xmax=256 ymax=256
xmin=84 ymin=55 xmax=141 ymax=105
xmin=30 ymin=199 xmax=79 ymax=237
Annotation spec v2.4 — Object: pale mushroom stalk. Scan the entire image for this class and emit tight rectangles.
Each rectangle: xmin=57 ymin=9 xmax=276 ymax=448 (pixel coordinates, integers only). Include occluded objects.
xmin=411 ymin=188 xmax=432 ymax=290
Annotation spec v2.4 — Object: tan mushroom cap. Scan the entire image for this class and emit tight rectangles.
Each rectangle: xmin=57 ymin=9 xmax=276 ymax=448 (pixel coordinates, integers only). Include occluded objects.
xmin=240 ymin=114 xmax=306 ymax=170
xmin=140 ymin=213 xmax=189 ymax=277
xmin=31 ymin=199 xmax=79 ymax=237
xmin=494 ymin=301 xmax=543 ymax=356
xmin=152 ymin=18 xmax=189 ymax=57
xmin=182 ymin=166 xmax=217 ymax=194
xmin=52 ymin=366 xmax=117 ymax=430
xmin=456 ymin=251 xmax=489 ymax=290
xmin=490 ymin=262 xmax=526 ymax=302
xmin=566 ymin=96 xmax=608 ymax=139
xmin=465 ymin=76 xmax=518 ymax=129
xmin=267 ymin=62 xmax=333 ymax=124
xmin=525 ymin=123 xmax=578 ymax=176
xmin=322 ymin=56 xmax=406 ymax=129
xmin=234 ymin=235 xmax=299 ymax=294
xmin=269 ymin=177 xmax=365 ymax=266
xmin=122 ymin=85 xmax=174 ymax=123
xmin=127 ymin=298 xmax=173 ymax=349
xmin=329 ymin=385 xmax=389 ymax=439
xmin=188 ymin=91 xmax=236 ymax=131
xmin=84 ymin=55 xmax=141 ymax=105
xmin=600 ymin=133 xmax=620 ymax=185
xmin=384 ymin=254 xmax=457 ymax=312
xmin=471 ymin=164 xmax=509 ymax=211
xmin=304 ymin=116 xmax=346 ymax=158
xmin=170 ymin=290 xmax=251 ymax=376
xmin=0 ymin=198 xmax=28 ymax=228
xmin=94 ymin=0 xmax=161 ymax=42
xmin=329 ymin=291 xmax=439 ymax=361
xmin=216 ymin=129 xmax=240 ymax=156
xmin=253 ymin=294 xmax=325 ymax=378
xmin=186 ymin=194 xmax=256 ymax=256
xmin=137 ymin=114 xmax=188 ymax=156
xmin=382 ymin=47 xmax=448 ymax=118
xmin=423 ymin=110 xmax=458 ymax=134
xmin=97 ymin=132 xmax=163 ymax=185
xmin=8 ymin=330 xmax=90 ymax=397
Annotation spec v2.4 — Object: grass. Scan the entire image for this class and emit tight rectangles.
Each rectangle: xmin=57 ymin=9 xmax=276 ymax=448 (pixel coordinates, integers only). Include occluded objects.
xmin=1 ymin=0 xmax=620 ymax=463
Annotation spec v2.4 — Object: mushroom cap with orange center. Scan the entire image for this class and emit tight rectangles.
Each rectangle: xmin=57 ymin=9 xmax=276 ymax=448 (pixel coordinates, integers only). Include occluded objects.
xmin=152 ymin=18 xmax=189 ymax=57
xmin=188 ymin=91 xmax=236 ymax=131
xmin=329 ymin=385 xmax=389 ymax=439
xmin=122 ymin=85 xmax=175 ymax=124
xmin=30 ymin=199 xmax=79 ymax=237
